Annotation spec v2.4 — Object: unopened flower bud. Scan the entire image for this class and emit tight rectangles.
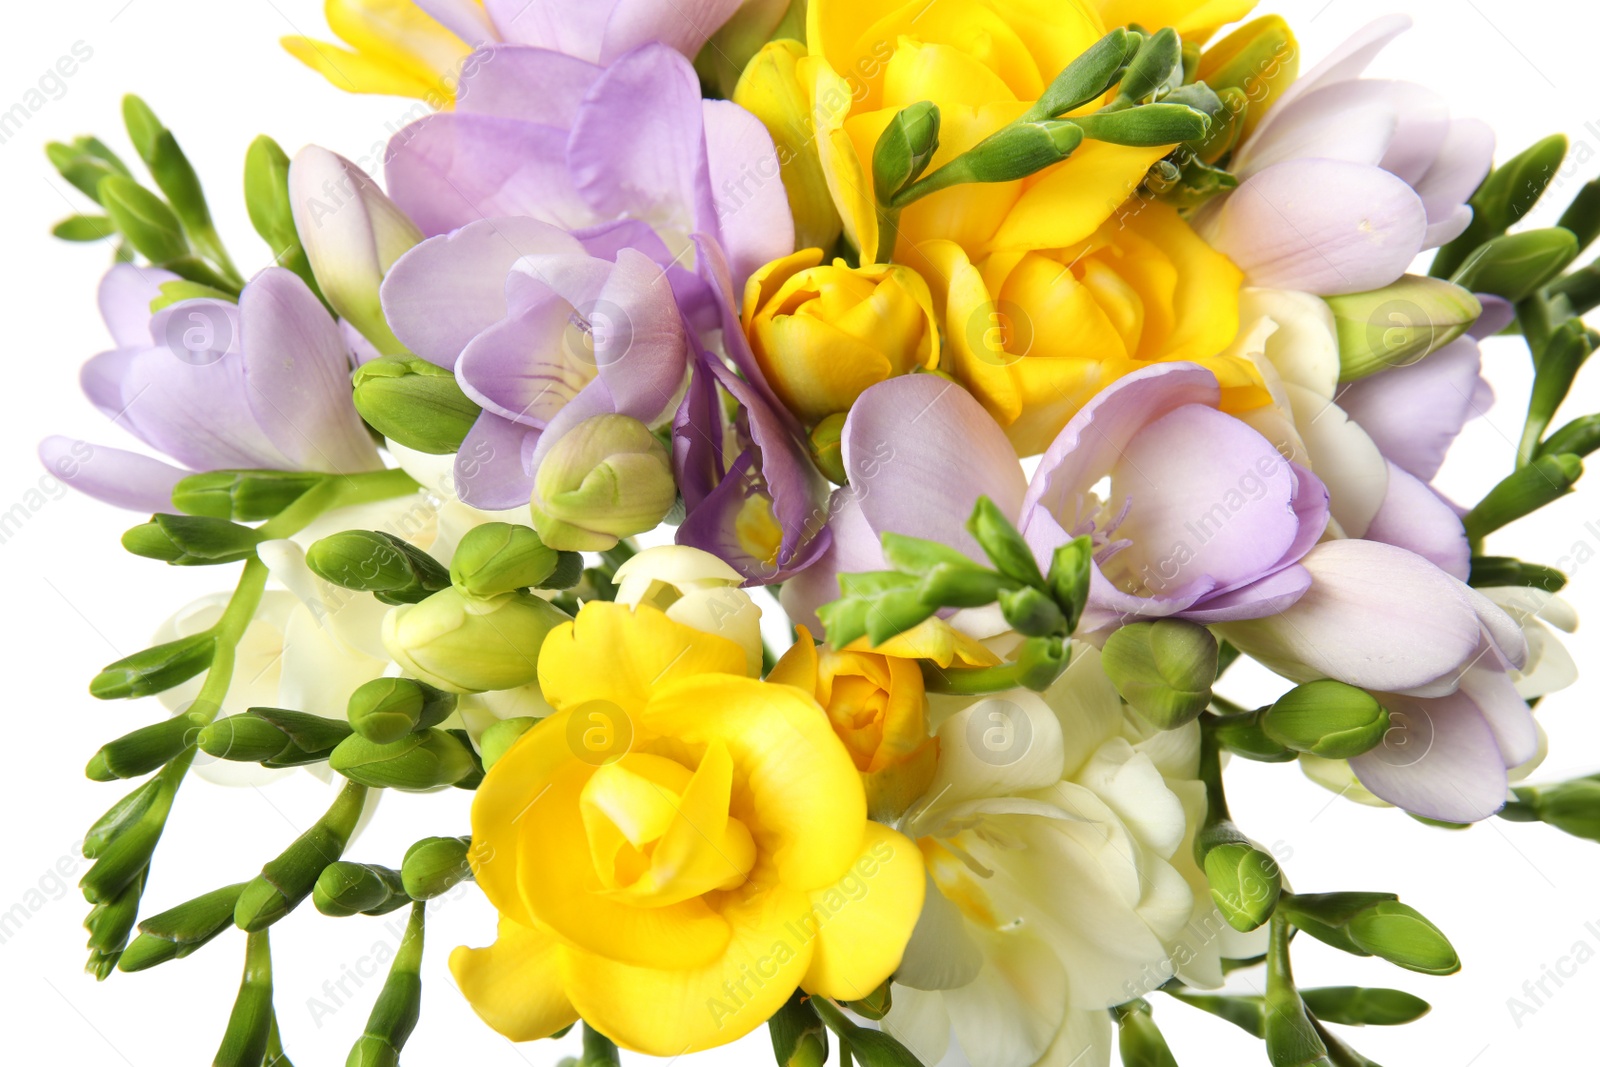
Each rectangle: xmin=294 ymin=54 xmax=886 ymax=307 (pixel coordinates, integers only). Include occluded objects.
xmin=382 ymin=587 xmax=567 ymax=694
xmin=171 ymin=469 xmax=323 ymax=521
xmin=305 ymin=529 xmax=451 ymax=605
xmin=873 ymin=101 xmax=941 ymax=201
xmin=86 ymin=716 xmax=199 ymax=781
xmin=1115 ymin=26 xmax=1182 ymax=104
xmin=1346 ymin=900 xmax=1460 ymax=975
xmin=329 ymin=728 xmax=477 ymax=791
xmin=613 ymin=546 xmax=764 ymax=675
xmin=1073 ymin=104 xmax=1210 ymax=147
xmin=401 ymin=836 xmax=473 ymax=899
xmin=197 ymin=715 xmax=302 ymax=765
xmin=234 ymin=781 xmax=367 ymax=932
xmin=1326 ymin=275 xmax=1481 ymax=381
xmin=1196 ymin=16 xmax=1299 ymax=138
xmin=1299 ymin=986 xmax=1430 ymax=1027
xmin=808 ymin=414 xmax=849 ymax=486
xmin=352 ymin=356 xmax=481 ymax=455
xmin=1450 ymin=228 xmax=1579 ymax=303
xmin=957 ymin=120 xmax=1085 ymax=186
xmin=346 ymin=677 xmax=457 ymax=744
xmin=1511 ymin=777 xmax=1600 ymax=841
xmin=998 ymin=586 xmax=1066 ymax=637
xmin=768 ymin=994 xmax=828 ymax=1067
xmin=966 ymin=497 xmax=1045 ymax=588
xmin=313 ymin=862 xmax=408 ymax=917
xmin=1261 ymin=680 xmax=1389 ymax=759
xmin=118 ymin=882 xmax=246 ymax=972
xmin=122 ymin=514 xmax=263 ymax=566
xmin=479 ymin=716 xmax=538 ymax=771
xmin=450 ymin=522 xmax=559 ymax=597
xmin=347 ymin=902 xmax=425 ymax=1066
xmin=99 ymin=175 xmax=188 ymax=263
xmin=1464 ymin=453 xmax=1583 ymax=541
xmin=1101 ymin=619 xmax=1219 ymax=729
xmin=1203 ymin=841 xmax=1283 ymax=932
xmin=289 ymin=146 xmax=421 ymax=354
xmin=531 ymin=415 xmax=677 ymax=551
xmin=1047 ymin=536 xmax=1093 ymax=633
xmin=1029 ymin=28 xmax=1137 ymax=120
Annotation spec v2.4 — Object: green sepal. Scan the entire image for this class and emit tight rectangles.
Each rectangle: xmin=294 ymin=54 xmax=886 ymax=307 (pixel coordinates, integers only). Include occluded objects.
xmin=170 ymin=469 xmax=325 ymax=521
xmin=98 ymin=175 xmax=188 ymax=263
xmin=1432 ymin=133 xmax=1569 ymax=278
xmin=86 ymin=715 xmax=199 ymax=781
xmin=122 ymin=513 xmax=264 ymax=566
xmin=966 ymin=496 xmax=1045 ymax=588
xmin=119 ymin=882 xmax=247 ymax=972
xmin=1462 ymin=452 xmax=1582 ymax=542
xmin=1467 ymin=555 xmax=1567 ymax=592
xmin=234 ymin=780 xmax=368 ymax=932
xmin=768 ymin=992 xmax=828 ymax=1067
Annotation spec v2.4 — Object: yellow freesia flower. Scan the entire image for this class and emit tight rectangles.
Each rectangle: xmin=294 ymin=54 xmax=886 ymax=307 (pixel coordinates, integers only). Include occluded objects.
xmin=1095 ymin=0 xmax=1259 ymax=43
xmin=451 ymin=601 xmax=925 ymax=1055
xmin=282 ymin=0 xmax=480 ymax=104
xmin=743 ymin=249 xmax=940 ymax=426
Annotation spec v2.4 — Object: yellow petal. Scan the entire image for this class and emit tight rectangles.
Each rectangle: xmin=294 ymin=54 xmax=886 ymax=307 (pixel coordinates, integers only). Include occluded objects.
xmin=987 ymin=140 xmax=1172 ymax=255
xmin=768 ymin=627 xmax=822 ymax=695
xmin=450 ymin=916 xmax=578 ymax=1043
xmin=801 ymin=822 xmax=926 ymax=1000
xmin=743 ymin=248 xmax=826 ymax=325
xmin=734 ymin=44 xmax=844 ymax=251
xmin=325 ymin=0 xmax=469 ymax=86
xmin=921 ymin=238 xmax=1025 ymax=426
xmin=468 ymin=713 xmax=576 ymax=926
xmin=1096 ymin=0 xmax=1258 ymax=42
xmin=281 ymin=36 xmax=440 ymax=99
xmin=563 ymin=884 xmax=817 ymax=1055
xmin=806 ymin=56 xmax=880 ymax=262
xmin=536 ymin=602 xmax=747 ymax=715
xmin=854 ymin=618 xmax=1004 ymax=669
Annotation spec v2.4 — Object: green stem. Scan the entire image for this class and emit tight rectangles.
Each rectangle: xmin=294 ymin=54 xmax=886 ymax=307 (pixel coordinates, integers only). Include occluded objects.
xmin=1264 ymin=914 xmax=1331 ymax=1067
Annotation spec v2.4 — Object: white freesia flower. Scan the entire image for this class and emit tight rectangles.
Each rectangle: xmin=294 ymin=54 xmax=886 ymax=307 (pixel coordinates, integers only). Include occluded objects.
xmin=884 ymin=646 xmax=1263 ymax=1067
xmin=613 ymin=545 xmax=764 ymax=675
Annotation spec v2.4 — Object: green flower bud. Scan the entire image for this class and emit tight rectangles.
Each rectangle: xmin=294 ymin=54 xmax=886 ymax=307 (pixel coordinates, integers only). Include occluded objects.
xmin=1540 ymin=414 xmax=1600 ymax=461
xmin=85 ymin=869 xmax=145 ymax=978
xmin=532 ymin=414 xmax=677 ymax=551
xmin=1028 ymin=28 xmax=1138 ymax=120
xmin=215 ymin=930 xmax=274 ymax=1067
xmin=98 ymin=175 xmax=188 ymax=263
xmin=1346 ymin=901 xmax=1460 ymax=975
xmin=966 ymin=496 xmax=1046 ymax=588
xmin=479 ymin=716 xmax=537 ymax=771
xmin=544 ymin=551 xmax=586 ymax=591
xmin=53 ymin=214 xmax=114 ymax=242
xmin=1073 ymin=103 xmax=1210 ymax=147
xmin=922 ymin=634 xmax=1069 ymax=695
xmin=313 ymin=862 xmax=408 ymax=917
xmin=1467 ymin=556 xmax=1567 ymax=592
xmin=1510 ymin=777 xmax=1600 ymax=841
xmin=1558 ymin=176 xmax=1600 ymax=254
xmin=1325 ymin=275 xmax=1481 ymax=382
xmin=880 ymin=532 xmax=980 ymax=575
xmin=330 ymin=729 xmax=477 ymax=791
xmin=86 ymin=715 xmax=199 ymax=781
xmin=245 ymin=135 xmax=322 ymax=298
xmin=306 ymin=529 xmax=451 ymax=605
xmin=122 ymin=95 xmax=231 ymax=274
xmin=171 ymin=469 xmax=323 ymax=521
xmin=346 ymin=677 xmax=458 ymax=744
xmin=1299 ymin=986 xmax=1430 ymax=1027
xmin=873 ymin=101 xmax=941 ymax=202
xmin=1047 ymin=536 xmax=1093 ymax=634
xmin=1211 ymin=711 xmax=1295 ymax=763
xmin=234 ymin=781 xmax=368 ymax=932
xmin=1115 ymin=999 xmax=1180 ymax=1067
xmin=246 ymin=706 xmax=356 ymax=766
xmin=119 ymin=882 xmax=246 ymax=972
xmin=955 ymin=120 xmax=1085 ymax=186
xmin=1116 ymin=26 xmax=1182 ymax=104
xmin=382 ymin=587 xmax=567 ymax=694
xmin=768 ymin=992 xmax=828 ymax=1067
xmin=289 ymin=146 xmax=421 ymax=355
xmin=1521 ymin=320 xmax=1593 ymax=464
xmin=352 ymin=356 xmax=481 ymax=455
xmin=845 ymin=980 xmax=893 ymax=1021
xmin=46 ymin=136 xmax=132 ymax=203
xmin=122 ymin=513 xmax=263 ymax=565
xmin=1280 ymin=891 xmax=1397 ymax=954
xmin=808 ymin=413 xmax=850 ymax=486
xmin=450 ymin=522 xmax=559 ymax=597
xmin=918 ymin=563 xmax=1009 ymax=608
xmin=1432 ymin=134 xmax=1568 ymax=278
xmin=1261 ymin=680 xmax=1390 ymax=759
xmin=998 ymin=585 xmax=1067 ymax=637
xmin=83 ymin=779 xmax=162 ymax=859
xmin=1203 ymin=841 xmax=1283 ymax=932
xmin=1101 ymin=620 xmax=1219 ymax=729
xmin=197 ymin=715 xmax=300 ymax=764
xmin=1463 ymin=453 xmax=1583 ymax=541
xmin=1450 ymin=228 xmax=1579 ymax=303
xmin=80 ymin=767 xmax=182 ymax=907
xmin=346 ymin=903 xmax=425 ymax=1067
xmin=401 ymin=836 xmax=473 ymax=899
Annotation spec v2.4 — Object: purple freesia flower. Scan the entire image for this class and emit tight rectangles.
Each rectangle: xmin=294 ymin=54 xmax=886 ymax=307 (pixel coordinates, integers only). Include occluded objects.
xmin=411 ymin=0 xmax=747 ymax=64
xmin=1195 ymin=15 xmax=1494 ymax=295
xmin=41 ymin=265 xmax=381 ymax=511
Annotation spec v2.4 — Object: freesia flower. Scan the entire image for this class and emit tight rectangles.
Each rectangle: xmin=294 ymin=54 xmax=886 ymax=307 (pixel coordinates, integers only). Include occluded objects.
xmin=41 ymin=265 xmax=382 ymax=511
xmin=451 ymin=601 xmax=924 ymax=1054
xmin=885 ymin=646 xmax=1261 ymax=1067
xmin=1194 ymin=15 xmax=1495 ymax=295
xmin=612 ymin=545 xmax=764 ymax=675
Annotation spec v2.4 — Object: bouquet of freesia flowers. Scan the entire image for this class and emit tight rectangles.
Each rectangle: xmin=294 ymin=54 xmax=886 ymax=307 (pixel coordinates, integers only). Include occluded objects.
xmin=40 ymin=0 xmax=1600 ymax=1063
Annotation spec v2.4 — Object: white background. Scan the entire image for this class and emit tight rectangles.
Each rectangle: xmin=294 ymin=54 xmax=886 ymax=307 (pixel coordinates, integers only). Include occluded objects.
xmin=2 ymin=1 xmax=1599 ymax=1064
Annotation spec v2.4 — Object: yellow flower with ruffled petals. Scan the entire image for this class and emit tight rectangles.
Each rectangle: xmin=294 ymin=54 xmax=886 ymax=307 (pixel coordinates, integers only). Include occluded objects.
xmin=282 ymin=0 xmax=479 ymax=104
xmin=451 ymin=601 xmax=925 ymax=1055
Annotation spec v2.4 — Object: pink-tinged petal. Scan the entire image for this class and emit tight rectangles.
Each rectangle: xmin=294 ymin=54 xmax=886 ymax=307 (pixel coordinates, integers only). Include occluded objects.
xmin=568 ymin=44 xmax=709 ymax=238
xmin=455 ymin=45 xmax=600 ymax=122
xmin=1423 ymin=205 xmax=1473 ymax=249
xmin=777 ymin=487 xmax=884 ymax=632
xmin=456 ymin=295 xmax=588 ymax=426
xmin=844 ymin=375 xmax=1028 ymax=561
xmin=1252 ymin=14 xmax=1412 ymax=144
xmin=673 ymin=357 xmax=725 ymax=511
xmin=598 ymin=0 xmax=745 ymax=62
xmin=589 ymin=248 xmax=690 ymax=423
xmin=80 ymin=348 xmax=141 ymax=422
xmin=98 ymin=264 xmax=177 ymax=348
xmin=38 ymin=436 xmax=187 ymax=512
xmin=414 ymin=0 xmax=497 ymax=44
xmin=702 ymin=98 xmax=794 ymax=292
xmin=454 ymin=410 xmax=537 ymax=509
xmin=1462 ymin=583 xmax=1526 ymax=671
xmin=484 ymin=0 xmax=614 ymax=58
xmin=1205 ymin=159 xmax=1427 ymax=295
xmin=1234 ymin=94 xmax=1396 ymax=179
xmin=241 ymin=269 xmax=382 ymax=474
xmin=1179 ymin=564 xmax=1312 ymax=624
xmin=1470 ymin=295 xmax=1515 ymax=339
xmin=1460 ymin=667 xmax=1538 ymax=767
xmin=1337 ymin=337 xmax=1484 ymax=482
xmin=381 ymin=217 xmax=585 ymax=369
xmin=385 ymin=113 xmax=591 ymax=236
xmin=1414 ymin=119 xmax=1494 ymax=233
xmin=1349 ymin=688 xmax=1508 ymax=822
xmin=1362 ymin=462 xmax=1469 ymax=580
xmin=1217 ymin=539 xmax=1483 ymax=695
xmin=1355 ymin=81 xmax=1449 ymax=185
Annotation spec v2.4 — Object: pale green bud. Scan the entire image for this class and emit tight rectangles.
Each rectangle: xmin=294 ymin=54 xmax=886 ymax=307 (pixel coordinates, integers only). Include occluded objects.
xmin=346 ymin=677 xmax=457 ymax=744
xmin=451 ymin=522 xmax=560 ymax=597
xmin=382 ymin=587 xmax=568 ymax=693
xmin=1204 ymin=841 xmax=1283 ymax=932
xmin=401 ymin=836 xmax=473 ymax=899
xmin=352 ymin=356 xmax=480 ymax=455
xmin=1326 ymin=275 xmax=1481 ymax=382
xmin=873 ymin=101 xmax=941 ymax=202
xmin=171 ymin=469 xmax=323 ymax=521
xmin=122 ymin=513 xmax=263 ymax=566
xmin=531 ymin=415 xmax=677 ymax=551
xmin=479 ymin=717 xmax=538 ymax=770
xmin=809 ymin=412 xmax=849 ymax=486
xmin=313 ymin=862 xmax=407 ymax=917
xmin=329 ymin=729 xmax=477 ymax=791
xmin=1101 ymin=619 xmax=1219 ymax=729
xmin=1450 ymin=228 xmax=1579 ymax=303
xmin=1346 ymin=901 xmax=1460 ymax=975
xmin=98 ymin=175 xmax=187 ymax=263
xmin=1261 ymin=680 xmax=1389 ymax=759
xmin=1026 ymin=28 xmax=1137 ymax=120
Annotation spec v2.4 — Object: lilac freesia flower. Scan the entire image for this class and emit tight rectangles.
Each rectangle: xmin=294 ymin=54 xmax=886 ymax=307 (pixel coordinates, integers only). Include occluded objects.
xmin=1196 ymin=15 xmax=1494 ymax=295
xmin=41 ymin=265 xmax=382 ymax=511
xmin=410 ymin=0 xmax=747 ymax=64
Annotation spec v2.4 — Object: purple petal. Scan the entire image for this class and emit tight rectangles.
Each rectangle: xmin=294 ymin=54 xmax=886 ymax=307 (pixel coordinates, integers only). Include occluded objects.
xmin=567 ymin=44 xmax=711 ymax=238
xmin=382 ymin=217 xmax=585 ymax=369
xmin=80 ymin=348 xmax=141 ymax=422
xmin=484 ymin=0 xmax=613 ymax=59
xmin=241 ymin=269 xmax=382 ymax=474
xmin=776 ymin=486 xmax=884 ymax=632
xmin=844 ymin=375 xmax=1028 ymax=562
xmin=1217 ymin=539 xmax=1484 ymax=695
xmin=413 ymin=0 xmax=496 ymax=44
xmin=597 ymin=0 xmax=745 ymax=63
xmin=1461 ymin=666 xmax=1538 ymax=767
xmin=38 ymin=436 xmax=187 ymax=512
xmin=1350 ymin=687 xmax=1508 ymax=822
xmin=702 ymin=98 xmax=794 ymax=291
xmin=1414 ymin=118 xmax=1494 ymax=231
xmin=589 ymin=248 xmax=689 ymax=422
xmin=1234 ymin=93 xmax=1396 ymax=178
xmin=98 ymin=265 xmax=177 ymax=347
xmin=385 ymin=113 xmax=590 ymax=236
xmin=456 ymin=294 xmax=590 ymax=426
xmin=454 ymin=409 xmax=537 ymax=509
xmin=1362 ymin=462 xmax=1470 ymax=580
xmin=1470 ymin=294 xmax=1515 ymax=339
xmin=1205 ymin=159 xmax=1427 ymax=295
xmin=672 ymin=357 xmax=725 ymax=512
xmin=455 ymin=45 xmax=601 ymax=123
xmin=1253 ymin=14 xmax=1412 ymax=144
xmin=1180 ymin=565 xmax=1312 ymax=624
xmin=1337 ymin=337 xmax=1484 ymax=482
